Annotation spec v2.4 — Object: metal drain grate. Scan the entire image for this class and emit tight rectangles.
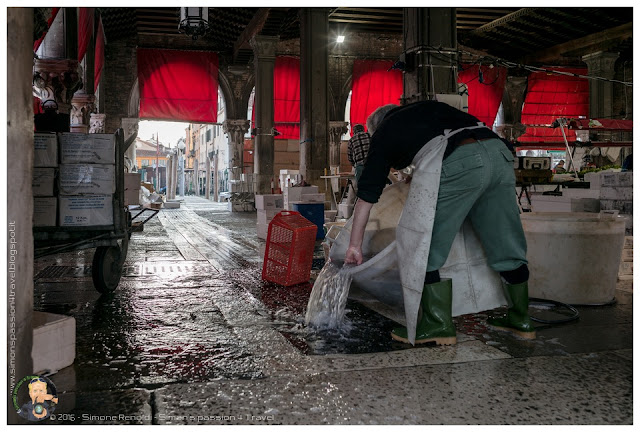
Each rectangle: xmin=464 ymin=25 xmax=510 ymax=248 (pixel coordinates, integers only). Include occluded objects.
xmin=122 ymin=263 xmax=195 ymax=277
xmin=35 ymin=265 xmax=91 ymax=279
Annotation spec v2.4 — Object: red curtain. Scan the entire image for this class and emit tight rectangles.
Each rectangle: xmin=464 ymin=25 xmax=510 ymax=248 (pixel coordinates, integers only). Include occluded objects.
xmin=94 ymin=17 xmax=105 ymax=92
xmin=518 ymin=68 xmax=589 ymax=143
xmin=251 ymin=56 xmax=300 ymax=140
xmin=34 ymin=7 xmax=60 ymax=52
xmin=78 ymin=8 xmax=94 ymax=62
xmin=350 ymin=60 xmax=403 ymax=134
xmin=457 ymin=64 xmax=507 ymax=128
xmin=137 ymin=49 xmax=219 ymax=123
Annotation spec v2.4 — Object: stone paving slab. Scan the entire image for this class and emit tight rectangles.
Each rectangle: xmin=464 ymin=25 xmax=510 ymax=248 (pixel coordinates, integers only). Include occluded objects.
xmin=154 ymin=351 xmax=632 ymax=425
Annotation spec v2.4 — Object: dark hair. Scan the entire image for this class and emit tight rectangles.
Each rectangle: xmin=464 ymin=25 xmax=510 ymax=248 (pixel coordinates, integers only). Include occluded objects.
xmin=352 ymin=124 xmax=365 ymax=134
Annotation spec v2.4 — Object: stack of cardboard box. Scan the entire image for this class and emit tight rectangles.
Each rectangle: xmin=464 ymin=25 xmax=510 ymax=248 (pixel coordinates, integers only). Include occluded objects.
xmin=255 ymin=194 xmax=284 ymax=239
xmin=33 ymin=132 xmax=58 ymax=226
xmin=58 ymin=133 xmax=116 ymax=226
xmin=619 ymin=236 xmax=633 ymax=281
xmin=598 ymin=172 xmax=633 ymax=235
xmin=282 ymin=185 xmax=322 ymax=210
xmin=124 ymin=172 xmax=141 ymax=206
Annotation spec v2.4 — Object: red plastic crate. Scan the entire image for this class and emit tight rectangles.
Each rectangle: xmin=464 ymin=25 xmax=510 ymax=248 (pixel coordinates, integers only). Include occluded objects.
xmin=262 ymin=211 xmax=318 ymax=286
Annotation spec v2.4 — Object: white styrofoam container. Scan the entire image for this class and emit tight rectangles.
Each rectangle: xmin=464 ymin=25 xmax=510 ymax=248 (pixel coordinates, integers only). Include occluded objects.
xmin=255 ymin=194 xmax=284 ymax=210
xmin=601 ymin=171 xmax=633 ymax=187
xmin=530 ymin=195 xmax=572 ymax=212
xmin=338 ymin=202 xmax=354 ymax=219
xmin=257 ymin=222 xmax=268 ymax=240
xmin=32 ymin=168 xmax=55 ymax=196
xmin=301 ymin=193 xmax=326 ymax=203
xmin=59 ymin=195 xmax=113 ymax=226
xmin=33 ymin=197 xmax=57 ymax=227
xmin=257 ymin=209 xmax=281 ymax=225
xmin=59 ymin=133 xmax=115 ymax=164
xmin=583 ymin=172 xmax=602 ymax=189
xmin=562 ymin=188 xmax=600 ymax=199
xmin=599 ymin=186 xmax=633 ymax=201
xmin=34 ymin=132 xmax=58 ymax=167
xmin=570 ymin=198 xmax=600 ymax=213
xmin=599 ymin=199 xmax=633 ymax=214
xmin=283 ymin=186 xmax=319 ymax=204
xmin=164 ymin=201 xmax=180 ymax=209
xmin=227 ymin=201 xmax=255 ymax=212
xmin=32 ymin=311 xmax=75 ymax=374
xmin=59 ymin=164 xmax=116 ymax=195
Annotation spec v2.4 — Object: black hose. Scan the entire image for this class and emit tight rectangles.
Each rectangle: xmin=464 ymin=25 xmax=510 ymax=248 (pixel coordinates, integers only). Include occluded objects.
xmin=528 ymin=297 xmax=580 ymax=325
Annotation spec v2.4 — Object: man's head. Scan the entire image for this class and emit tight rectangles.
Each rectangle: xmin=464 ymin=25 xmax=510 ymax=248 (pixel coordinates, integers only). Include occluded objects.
xmin=28 ymin=378 xmax=47 ymax=404
xmin=352 ymin=124 xmax=365 ymax=134
xmin=557 ymin=160 xmax=565 ymax=166
xmin=366 ymin=104 xmax=398 ymax=135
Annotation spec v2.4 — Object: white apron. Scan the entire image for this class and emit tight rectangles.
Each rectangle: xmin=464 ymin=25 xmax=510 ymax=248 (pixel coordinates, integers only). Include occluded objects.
xmin=396 ymin=124 xmax=507 ymax=345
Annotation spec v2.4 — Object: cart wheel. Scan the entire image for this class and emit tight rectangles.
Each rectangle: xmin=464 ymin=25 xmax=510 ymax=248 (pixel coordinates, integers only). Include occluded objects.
xmin=92 ymin=246 xmax=123 ymax=293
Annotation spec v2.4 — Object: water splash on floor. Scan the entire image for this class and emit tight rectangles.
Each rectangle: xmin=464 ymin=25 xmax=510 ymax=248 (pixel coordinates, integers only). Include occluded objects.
xmin=305 ymin=261 xmax=353 ymax=329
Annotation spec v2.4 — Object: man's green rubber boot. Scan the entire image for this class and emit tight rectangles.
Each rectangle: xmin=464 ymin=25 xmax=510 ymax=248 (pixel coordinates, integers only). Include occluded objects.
xmin=487 ymin=281 xmax=536 ymax=339
xmin=391 ymin=278 xmax=457 ymax=345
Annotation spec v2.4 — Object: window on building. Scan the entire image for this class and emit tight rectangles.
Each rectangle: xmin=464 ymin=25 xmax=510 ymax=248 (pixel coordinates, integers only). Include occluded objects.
xmin=142 ymin=159 xmax=149 ymax=166
xmin=206 ymin=128 xmax=212 ymax=142
xmin=160 ymin=160 xmax=166 ymax=167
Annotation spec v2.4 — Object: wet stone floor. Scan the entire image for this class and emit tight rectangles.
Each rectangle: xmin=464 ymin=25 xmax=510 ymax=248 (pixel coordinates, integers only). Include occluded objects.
xmin=33 ymin=196 xmax=633 ymax=425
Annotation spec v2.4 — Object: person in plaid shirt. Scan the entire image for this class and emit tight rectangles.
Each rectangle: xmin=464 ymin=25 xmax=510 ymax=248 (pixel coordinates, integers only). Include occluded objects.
xmin=347 ymin=124 xmax=371 ymax=183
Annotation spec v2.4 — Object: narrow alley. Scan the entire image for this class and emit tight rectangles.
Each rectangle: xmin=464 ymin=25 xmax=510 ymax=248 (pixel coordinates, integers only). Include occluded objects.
xmin=32 ymin=197 xmax=633 ymax=425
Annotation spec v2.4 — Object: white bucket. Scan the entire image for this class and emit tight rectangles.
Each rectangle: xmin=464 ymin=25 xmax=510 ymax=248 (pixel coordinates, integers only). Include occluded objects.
xmin=522 ymin=211 xmax=626 ymax=304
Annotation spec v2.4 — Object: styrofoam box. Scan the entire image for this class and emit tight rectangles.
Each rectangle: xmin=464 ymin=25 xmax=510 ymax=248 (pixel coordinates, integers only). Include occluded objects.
xmin=227 ymin=201 xmax=255 ymax=212
xmin=599 ymin=199 xmax=633 ymax=214
xmin=34 ymin=132 xmax=58 ymax=167
xmin=59 ymin=164 xmax=115 ymax=195
xmin=621 ymin=248 xmax=633 ymax=262
xmin=255 ymin=194 xmax=284 ymax=210
xmin=601 ymin=172 xmax=633 ymax=188
xmin=257 ymin=223 xmax=269 ymax=240
xmin=570 ymin=198 xmax=600 ymax=213
xmin=164 ymin=201 xmax=180 ymax=209
xmin=619 ymin=261 xmax=633 ymax=275
xmin=583 ymin=172 xmax=602 ymax=189
xmin=283 ymin=186 xmax=319 ymax=203
xmin=620 ymin=214 xmax=633 ymax=235
xmin=32 ymin=311 xmax=75 ymax=374
xmin=562 ymin=188 xmax=600 ymax=199
xmin=257 ymin=209 xmax=281 ymax=225
xmin=530 ymin=195 xmax=572 ymax=212
xmin=301 ymin=193 xmax=326 ymax=203
xmin=59 ymin=133 xmax=115 ymax=164
xmin=624 ymin=236 xmax=633 ymax=249
xmin=59 ymin=195 xmax=113 ymax=226
xmin=125 ymin=173 xmax=141 ymax=191
xmin=32 ymin=168 xmax=55 ymax=196
xmin=599 ymin=186 xmax=633 ymax=201
xmin=33 ymin=197 xmax=57 ymax=227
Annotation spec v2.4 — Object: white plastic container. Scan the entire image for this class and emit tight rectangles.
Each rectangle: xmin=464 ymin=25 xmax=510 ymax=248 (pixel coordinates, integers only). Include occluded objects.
xmin=522 ymin=212 xmax=626 ymax=304
xmin=32 ymin=311 xmax=76 ymax=374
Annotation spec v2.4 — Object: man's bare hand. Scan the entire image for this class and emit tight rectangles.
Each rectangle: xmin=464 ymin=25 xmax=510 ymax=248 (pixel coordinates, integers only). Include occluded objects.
xmin=345 ymin=246 xmax=363 ymax=265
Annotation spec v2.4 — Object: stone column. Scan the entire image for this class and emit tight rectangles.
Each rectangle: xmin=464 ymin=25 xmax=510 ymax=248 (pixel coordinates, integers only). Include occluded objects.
xmin=300 ymin=8 xmax=330 ymax=189
xmin=402 ymin=8 xmax=457 ymax=102
xmin=166 ymin=156 xmax=173 ymax=200
xmin=194 ymin=158 xmax=199 ymax=196
xmin=7 ymin=7 xmax=34 ymax=424
xmin=121 ymin=118 xmax=138 ymax=172
xmin=205 ymin=157 xmax=211 ymax=200
xmin=250 ymin=35 xmax=278 ymax=194
xmin=582 ymin=51 xmax=620 ymax=120
xmin=328 ymin=121 xmax=348 ymax=172
xmin=222 ymin=119 xmax=250 ymax=181
xmin=90 ymin=113 xmax=106 ymax=133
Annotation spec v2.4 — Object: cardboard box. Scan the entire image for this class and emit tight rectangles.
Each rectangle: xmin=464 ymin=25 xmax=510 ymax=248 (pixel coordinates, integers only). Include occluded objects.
xmin=32 ymin=311 xmax=75 ymax=374
xmin=283 ymin=185 xmax=319 ymax=204
xmin=32 ymin=168 xmax=55 ymax=196
xmin=599 ymin=186 xmax=633 ymax=201
xmin=227 ymin=201 xmax=255 ymax=212
xmin=274 ymin=141 xmax=288 ymax=152
xmin=33 ymin=197 xmax=57 ymax=227
xmin=301 ymin=193 xmax=326 ymax=203
xmin=59 ymin=164 xmax=115 ymax=195
xmin=599 ymin=199 xmax=633 ymax=214
xmin=59 ymin=133 xmax=115 ymax=164
xmin=621 ymin=248 xmax=633 ymax=262
xmin=124 ymin=189 xmax=139 ymax=206
xmin=34 ymin=132 xmax=58 ymax=167
xmin=125 ymin=173 xmax=141 ymax=191
xmin=624 ymin=236 xmax=633 ymax=249
xmin=257 ymin=222 xmax=269 ymax=240
xmin=257 ymin=208 xmax=281 ymax=225
xmin=59 ymin=195 xmax=113 ymax=226
xmin=255 ymin=194 xmax=284 ymax=210
xmin=601 ymin=171 xmax=633 ymax=188
xmin=583 ymin=171 xmax=602 ymax=189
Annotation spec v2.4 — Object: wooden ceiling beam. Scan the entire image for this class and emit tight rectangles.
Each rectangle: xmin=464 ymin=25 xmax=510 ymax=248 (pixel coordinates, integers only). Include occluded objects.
xmin=335 ymin=7 xmax=402 ymax=15
xmin=233 ymin=8 xmax=271 ymax=62
xmin=329 ymin=12 xmax=402 ymax=21
xmin=457 ymin=8 xmax=519 ymax=14
xmin=524 ymin=22 xmax=633 ymax=63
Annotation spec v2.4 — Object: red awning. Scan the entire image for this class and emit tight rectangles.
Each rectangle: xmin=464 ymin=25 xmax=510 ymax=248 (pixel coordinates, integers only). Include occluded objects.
xmin=78 ymin=8 xmax=94 ymax=62
xmin=94 ymin=16 xmax=105 ymax=92
xmin=137 ymin=49 xmax=219 ymax=123
xmin=517 ymin=68 xmax=589 ymax=143
xmin=350 ymin=59 xmax=403 ymax=134
xmin=457 ymin=64 xmax=507 ymax=128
